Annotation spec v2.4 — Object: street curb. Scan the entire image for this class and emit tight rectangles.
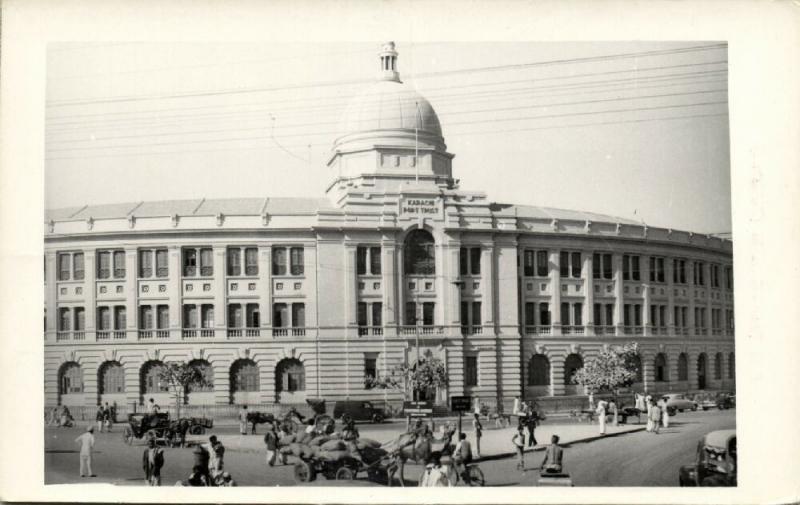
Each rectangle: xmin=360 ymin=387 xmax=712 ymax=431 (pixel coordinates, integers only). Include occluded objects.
xmin=472 ymin=426 xmax=647 ymax=463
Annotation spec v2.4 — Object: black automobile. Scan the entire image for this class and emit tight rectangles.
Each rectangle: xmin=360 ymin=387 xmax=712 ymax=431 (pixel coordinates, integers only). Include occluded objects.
xmin=716 ymin=393 xmax=735 ymax=410
xmin=679 ymin=429 xmax=737 ymax=486
xmin=332 ymin=400 xmax=386 ymax=423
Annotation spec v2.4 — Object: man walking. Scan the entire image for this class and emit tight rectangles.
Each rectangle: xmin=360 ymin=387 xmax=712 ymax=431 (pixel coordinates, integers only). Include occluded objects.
xmin=648 ymin=400 xmax=662 ymax=435
xmin=103 ymin=402 xmax=113 ymax=432
xmin=75 ymin=425 xmax=96 ymax=478
xmin=525 ymin=408 xmax=538 ymax=447
xmin=95 ymin=406 xmax=105 ymax=433
xmin=142 ymin=438 xmax=164 ymax=486
xmin=472 ymin=416 xmax=482 ymax=459
xmin=512 ymin=425 xmax=526 ymax=471
xmin=239 ymin=405 xmax=249 ymax=435
xmin=264 ymin=424 xmax=279 ymax=467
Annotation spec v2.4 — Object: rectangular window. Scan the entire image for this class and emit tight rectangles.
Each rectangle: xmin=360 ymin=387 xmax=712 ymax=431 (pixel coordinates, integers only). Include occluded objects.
xmin=524 ymin=251 xmax=534 ymax=277
xmin=649 ymin=257 xmax=656 ymax=282
xmin=406 ymin=302 xmax=417 ymax=326
xmin=157 ymin=305 xmax=169 ymax=329
xmin=592 ymin=253 xmax=601 ymax=279
xmin=657 ymin=258 xmax=665 ymax=282
xmin=97 ymin=307 xmax=110 ymax=330
xmin=460 ymin=248 xmax=468 ymax=276
xmin=227 ymin=248 xmax=242 ymax=276
xmin=536 ymin=251 xmax=548 ymax=277
xmin=183 ymin=305 xmax=198 ymax=328
xmin=605 ymin=304 xmax=614 ymax=326
xmin=155 ymin=249 xmax=168 ymax=277
xmin=472 ymin=301 xmax=482 ymax=327
xmin=244 ymin=248 xmax=258 ymax=276
xmin=465 ymin=355 xmax=478 ymax=387
xmin=114 ymin=306 xmax=126 ymax=330
xmin=58 ymin=254 xmax=71 ymax=281
xmin=183 ymin=249 xmax=197 ymax=277
xmin=59 ymin=307 xmax=71 ymax=331
xmin=356 ymin=247 xmax=368 ymax=275
xmin=290 ymin=247 xmax=304 ymax=275
xmin=571 ymin=252 xmax=581 ymax=278
xmin=74 ymin=307 xmax=85 ymax=330
xmin=422 ymin=302 xmax=435 ymax=326
xmin=201 ymin=305 xmax=214 ymax=328
xmin=525 ymin=302 xmax=535 ymax=326
xmin=602 ymin=254 xmax=612 ymax=280
xmin=272 ymin=247 xmax=286 ymax=275
xmin=470 ymin=248 xmax=481 ymax=275
xmin=680 ymin=260 xmax=687 ymax=284
xmin=228 ymin=304 xmax=243 ymax=328
xmin=623 ymin=254 xmax=630 ymax=281
xmin=273 ymin=303 xmax=287 ymax=328
xmin=113 ymin=251 xmax=126 ymax=279
xmin=140 ymin=306 xmax=153 ymax=329
xmin=357 ymin=302 xmax=368 ymax=327
xmin=73 ymin=253 xmax=84 ymax=280
xmin=659 ymin=306 xmax=666 ymax=328
xmin=292 ymin=303 xmax=305 ymax=327
xmin=573 ymin=303 xmax=583 ymax=326
xmin=650 ymin=305 xmax=657 ymax=327
xmin=593 ymin=303 xmax=602 ymax=325
xmin=624 ymin=304 xmax=632 ymax=326
xmin=682 ymin=307 xmax=688 ymax=327
xmin=371 ymin=302 xmax=382 ymax=327
xmin=139 ymin=250 xmax=153 ymax=278
xmin=461 ymin=301 xmax=470 ymax=329
xmin=370 ymin=247 xmax=382 ymax=275
xmin=246 ymin=304 xmax=260 ymax=328
xmin=560 ymin=251 xmax=570 ymax=277
xmin=97 ymin=251 xmax=111 ymax=279
xmin=365 ymin=355 xmax=378 ymax=383
xmin=561 ymin=302 xmax=570 ymax=326
xmin=539 ymin=303 xmax=550 ymax=326
xmin=634 ymin=304 xmax=642 ymax=326
xmin=631 ymin=256 xmax=640 ymax=281
xmin=199 ymin=248 xmax=213 ymax=276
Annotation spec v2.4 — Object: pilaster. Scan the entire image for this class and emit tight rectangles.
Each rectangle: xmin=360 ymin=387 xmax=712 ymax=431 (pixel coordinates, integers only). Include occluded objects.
xmin=124 ymin=248 xmax=138 ymax=338
xmin=481 ymin=243 xmax=495 ymax=329
xmin=381 ymin=239 xmax=398 ymax=335
xmin=641 ymin=255 xmax=651 ymax=336
xmin=549 ymin=250 xmax=561 ymax=334
xmin=613 ymin=253 xmax=624 ymax=334
xmin=582 ymin=252 xmax=594 ymax=334
xmin=167 ymin=246 xmax=182 ymax=331
xmin=258 ymin=246 xmax=272 ymax=327
xmin=83 ymin=250 xmax=96 ymax=338
xmin=213 ymin=246 xmax=227 ymax=334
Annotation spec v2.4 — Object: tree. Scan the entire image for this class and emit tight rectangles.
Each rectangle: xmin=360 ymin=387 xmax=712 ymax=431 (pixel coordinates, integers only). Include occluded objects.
xmin=366 ymin=357 xmax=448 ymax=401
xmin=157 ymin=362 xmax=208 ymax=419
xmin=571 ymin=342 xmax=640 ymax=397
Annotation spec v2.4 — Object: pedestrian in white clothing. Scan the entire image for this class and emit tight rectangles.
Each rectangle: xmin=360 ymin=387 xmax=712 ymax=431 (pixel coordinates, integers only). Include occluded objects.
xmin=659 ymin=398 xmax=670 ymax=428
xmin=595 ymin=400 xmax=607 ymax=435
xmin=75 ymin=426 xmax=96 ymax=477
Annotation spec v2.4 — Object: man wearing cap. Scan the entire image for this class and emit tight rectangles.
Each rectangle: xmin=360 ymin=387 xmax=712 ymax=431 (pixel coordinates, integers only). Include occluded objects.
xmin=142 ymin=437 xmax=165 ymax=486
xmin=75 ymin=425 xmax=96 ymax=478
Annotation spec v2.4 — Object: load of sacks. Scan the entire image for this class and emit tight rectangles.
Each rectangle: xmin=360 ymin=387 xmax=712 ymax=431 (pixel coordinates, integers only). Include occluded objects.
xmin=279 ymin=433 xmax=387 ymax=464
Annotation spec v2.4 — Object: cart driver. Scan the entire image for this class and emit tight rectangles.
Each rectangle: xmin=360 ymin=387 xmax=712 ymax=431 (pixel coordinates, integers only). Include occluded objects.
xmin=341 ymin=418 xmax=363 ymax=464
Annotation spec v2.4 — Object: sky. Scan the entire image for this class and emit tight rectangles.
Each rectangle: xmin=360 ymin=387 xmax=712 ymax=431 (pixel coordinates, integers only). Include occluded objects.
xmin=45 ymin=41 xmax=731 ymax=234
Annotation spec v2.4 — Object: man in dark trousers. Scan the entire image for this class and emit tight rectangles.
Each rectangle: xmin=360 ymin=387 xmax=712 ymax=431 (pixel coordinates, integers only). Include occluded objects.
xmin=142 ymin=438 xmax=165 ymax=486
xmin=525 ymin=409 xmax=538 ymax=447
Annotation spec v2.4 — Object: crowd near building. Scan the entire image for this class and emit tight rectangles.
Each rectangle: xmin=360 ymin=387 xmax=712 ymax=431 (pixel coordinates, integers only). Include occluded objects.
xmin=44 ymin=43 xmax=735 ymax=415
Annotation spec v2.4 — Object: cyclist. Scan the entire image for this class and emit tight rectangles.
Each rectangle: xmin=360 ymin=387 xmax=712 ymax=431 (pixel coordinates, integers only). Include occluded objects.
xmin=452 ymin=432 xmax=473 ymax=483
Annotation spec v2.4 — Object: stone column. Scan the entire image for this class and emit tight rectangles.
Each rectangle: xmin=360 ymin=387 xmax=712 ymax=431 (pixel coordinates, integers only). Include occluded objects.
xmin=613 ymin=253 xmax=624 ymax=334
xmin=549 ymin=354 xmax=565 ymax=397
xmin=481 ymin=243 xmax=496 ymax=330
xmin=45 ymin=253 xmax=58 ymax=342
xmin=168 ymin=246 xmax=182 ymax=334
xmin=124 ymin=248 xmax=138 ymax=340
xmin=582 ymin=252 xmax=594 ymax=335
xmin=381 ymin=239 xmax=398 ymax=336
xmin=82 ymin=249 xmax=97 ymax=341
xmin=444 ymin=240 xmax=461 ymax=329
xmin=212 ymin=357 xmax=232 ymax=405
xmin=258 ymin=246 xmax=272 ymax=328
xmin=344 ymin=244 xmax=358 ymax=331
xmin=213 ymin=246 xmax=227 ymax=337
xmin=304 ymin=244 xmax=318 ymax=333
xmin=641 ymin=255 xmax=651 ymax=336
xmin=666 ymin=351 xmax=680 ymax=392
xmin=666 ymin=258 xmax=675 ymax=335
xmin=705 ymin=263 xmax=713 ymax=334
xmin=688 ymin=351 xmax=700 ymax=391
xmin=397 ymin=246 xmax=406 ymax=327
xmin=549 ymin=250 xmax=561 ymax=335
xmin=641 ymin=349 xmax=655 ymax=393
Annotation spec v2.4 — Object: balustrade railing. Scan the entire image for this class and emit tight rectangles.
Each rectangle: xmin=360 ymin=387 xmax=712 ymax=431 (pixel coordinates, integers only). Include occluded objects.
xmin=200 ymin=329 xmax=215 ymax=338
xmin=113 ymin=330 xmax=126 ymax=339
xmin=561 ymin=325 xmax=585 ymax=336
xmin=139 ymin=330 xmax=153 ymax=339
xmin=524 ymin=325 xmax=551 ymax=336
xmin=594 ymin=325 xmax=615 ymax=336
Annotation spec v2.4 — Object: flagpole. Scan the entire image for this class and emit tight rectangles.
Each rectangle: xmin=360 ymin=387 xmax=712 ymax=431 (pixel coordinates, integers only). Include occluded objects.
xmin=415 ymin=101 xmax=420 ymax=183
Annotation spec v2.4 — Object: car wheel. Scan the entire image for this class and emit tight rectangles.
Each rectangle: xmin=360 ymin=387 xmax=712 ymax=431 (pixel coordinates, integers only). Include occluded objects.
xmin=691 ymin=405 xmax=698 ymax=411
xmin=372 ymin=413 xmax=384 ymax=424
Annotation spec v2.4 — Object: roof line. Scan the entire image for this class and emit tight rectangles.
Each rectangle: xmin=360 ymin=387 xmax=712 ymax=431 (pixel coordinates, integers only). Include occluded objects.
xmin=68 ymin=205 xmax=88 ymax=219
xmin=127 ymin=201 xmax=144 ymax=216
xmin=192 ymin=198 xmax=206 ymax=215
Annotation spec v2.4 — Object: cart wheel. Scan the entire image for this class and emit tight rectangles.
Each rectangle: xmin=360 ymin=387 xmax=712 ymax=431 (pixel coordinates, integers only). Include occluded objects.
xmin=293 ymin=460 xmax=316 ymax=483
xmin=467 ymin=466 xmax=485 ymax=486
xmin=336 ymin=466 xmax=355 ymax=481
xmin=123 ymin=426 xmax=134 ymax=445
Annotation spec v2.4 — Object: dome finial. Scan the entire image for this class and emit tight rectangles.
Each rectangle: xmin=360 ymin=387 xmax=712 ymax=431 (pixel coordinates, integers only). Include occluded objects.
xmin=378 ymin=41 xmax=400 ymax=82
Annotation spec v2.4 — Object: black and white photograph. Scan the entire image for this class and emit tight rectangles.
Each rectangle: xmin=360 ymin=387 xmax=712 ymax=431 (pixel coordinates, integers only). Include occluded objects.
xmin=1 ymin=1 xmax=798 ymax=503
xmin=42 ymin=39 xmax=735 ymax=488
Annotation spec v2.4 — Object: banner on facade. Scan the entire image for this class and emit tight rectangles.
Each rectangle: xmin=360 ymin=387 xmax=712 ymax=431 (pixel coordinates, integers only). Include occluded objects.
xmin=403 ymin=400 xmax=433 ymax=416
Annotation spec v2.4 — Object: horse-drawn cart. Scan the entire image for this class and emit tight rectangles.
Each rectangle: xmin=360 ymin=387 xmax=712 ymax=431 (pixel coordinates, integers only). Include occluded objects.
xmin=292 ymin=447 xmax=394 ymax=484
xmin=122 ymin=413 xmax=211 ymax=447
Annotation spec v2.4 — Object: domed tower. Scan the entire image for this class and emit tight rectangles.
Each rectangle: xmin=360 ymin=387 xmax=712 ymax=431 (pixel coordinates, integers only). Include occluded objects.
xmin=326 ymin=42 xmax=456 ymax=204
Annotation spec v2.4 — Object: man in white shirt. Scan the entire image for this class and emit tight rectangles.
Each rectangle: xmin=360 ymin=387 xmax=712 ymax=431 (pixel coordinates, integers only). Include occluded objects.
xmin=75 ymin=425 xmax=96 ymax=477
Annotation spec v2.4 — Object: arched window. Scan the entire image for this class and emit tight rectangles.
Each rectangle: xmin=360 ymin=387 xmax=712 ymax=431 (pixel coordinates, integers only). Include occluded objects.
xmin=564 ymin=354 xmax=583 ymax=385
xmin=141 ymin=361 xmax=169 ymax=394
xmin=714 ymin=353 xmax=722 ymax=380
xmin=276 ymin=358 xmax=305 ymax=393
xmin=404 ymin=229 xmax=435 ymax=275
xmin=99 ymin=361 xmax=124 ymax=394
xmin=728 ymin=352 xmax=735 ymax=379
xmin=231 ymin=359 xmax=259 ymax=392
xmin=59 ymin=362 xmax=83 ymax=395
xmin=528 ymin=355 xmax=550 ymax=386
xmin=654 ymin=353 xmax=668 ymax=382
xmin=188 ymin=360 xmax=214 ymax=392
xmin=678 ymin=353 xmax=688 ymax=381
xmin=630 ymin=354 xmax=643 ymax=383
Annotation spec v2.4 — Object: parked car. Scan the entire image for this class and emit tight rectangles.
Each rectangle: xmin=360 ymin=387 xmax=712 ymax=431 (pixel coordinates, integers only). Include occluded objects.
xmin=332 ymin=400 xmax=386 ymax=423
xmin=661 ymin=393 xmax=698 ymax=413
xmin=679 ymin=429 xmax=737 ymax=486
xmin=715 ymin=392 xmax=735 ymax=410
xmin=693 ymin=393 xmax=718 ymax=410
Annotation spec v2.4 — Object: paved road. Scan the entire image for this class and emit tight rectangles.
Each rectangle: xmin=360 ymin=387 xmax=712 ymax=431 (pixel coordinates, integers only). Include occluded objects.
xmin=45 ymin=409 xmax=734 ymax=487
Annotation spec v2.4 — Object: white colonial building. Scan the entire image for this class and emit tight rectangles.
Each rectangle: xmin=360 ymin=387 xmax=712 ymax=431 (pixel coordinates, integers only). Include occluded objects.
xmin=44 ymin=42 xmax=734 ymax=414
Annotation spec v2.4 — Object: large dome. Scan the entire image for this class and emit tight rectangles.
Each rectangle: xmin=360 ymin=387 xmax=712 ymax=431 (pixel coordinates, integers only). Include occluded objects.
xmin=332 ymin=42 xmax=446 ymax=152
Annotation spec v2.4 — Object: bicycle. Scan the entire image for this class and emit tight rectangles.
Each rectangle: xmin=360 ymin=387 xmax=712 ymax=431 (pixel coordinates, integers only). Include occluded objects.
xmin=454 ymin=462 xmax=485 ymax=486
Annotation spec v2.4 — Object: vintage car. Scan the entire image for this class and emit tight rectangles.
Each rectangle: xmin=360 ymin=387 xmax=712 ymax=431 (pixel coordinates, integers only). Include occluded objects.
xmin=679 ymin=429 xmax=737 ymax=486
xmin=333 ymin=400 xmax=386 ymax=424
xmin=716 ymin=393 xmax=735 ymax=410
xmin=693 ymin=393 xmax=718 ymax=410
xmin=661 ymin=394 xmax=698 ymax=412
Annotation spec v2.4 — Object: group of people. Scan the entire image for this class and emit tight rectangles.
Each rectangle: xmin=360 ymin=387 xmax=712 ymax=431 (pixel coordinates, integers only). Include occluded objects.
xmin=178 ymin=435 xmax=236 ymax=486
xmin=592 ymin=392 xmax=671 ymax=436
xmin=47 ymin=405 xmax=74 ymax=427
xmin=94 ymin=402 xmax=117 ymax=432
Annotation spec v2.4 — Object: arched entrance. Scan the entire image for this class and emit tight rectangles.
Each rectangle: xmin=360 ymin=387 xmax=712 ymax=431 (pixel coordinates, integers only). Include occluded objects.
xmin=697 ymin=353 xmax=707 ymax=390
xmin=98 ymin=361 xmax=125 ymax=405
xmin=654 ymin=353 xmax=668 ymax=383
xmin=230 ymin=359 xmax=260 ymax=404
xmin=528 ymin=354 xmax=551 ymax=396
xmin=275 ymin=358 xmax=305 ymax=403
xmin=58 ymin=361 xmax=83 ymax=406
xmin=678 ymin=353 xmax=689 ymax=382
xmin=564 ymin=354 xmax=583 ymax=395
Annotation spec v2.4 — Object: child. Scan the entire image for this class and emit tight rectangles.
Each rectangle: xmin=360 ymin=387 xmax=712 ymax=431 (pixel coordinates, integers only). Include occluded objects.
xmin=512 ymin=425 xmax=526 ymax=471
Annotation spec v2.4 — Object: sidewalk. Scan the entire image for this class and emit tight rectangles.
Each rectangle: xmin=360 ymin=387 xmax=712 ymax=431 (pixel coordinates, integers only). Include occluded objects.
xmin=190 ymin=420 xmax=645 ymax=462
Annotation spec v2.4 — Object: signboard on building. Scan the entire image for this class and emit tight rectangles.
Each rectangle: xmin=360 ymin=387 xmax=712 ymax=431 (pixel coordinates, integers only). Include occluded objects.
xmin=450 ymin=395 xmax=472 ymax=412
xmin=403 ymin=400 xmax=433 ymax=416
xmin=399 ymin=197 xmax=442 ymax=219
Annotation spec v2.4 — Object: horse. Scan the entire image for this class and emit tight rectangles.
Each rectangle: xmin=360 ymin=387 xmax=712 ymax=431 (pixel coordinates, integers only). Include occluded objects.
xmin=246 ymin=412 xmax=277 ymax=434
xmin=383 ymin=426 xmax=455 ymax=486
